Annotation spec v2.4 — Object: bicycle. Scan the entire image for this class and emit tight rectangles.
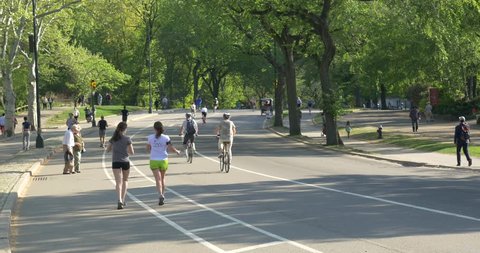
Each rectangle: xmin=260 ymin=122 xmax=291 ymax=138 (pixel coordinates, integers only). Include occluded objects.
xmin=219 ymin=141 xmax=231 ymax=173
xmin=186 ymin=139 xmax=194 ymax=163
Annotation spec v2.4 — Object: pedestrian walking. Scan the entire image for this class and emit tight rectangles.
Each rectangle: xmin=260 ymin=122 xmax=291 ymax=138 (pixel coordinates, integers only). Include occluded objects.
xmin=307 ymin=100 xmax=314 ymax=114
xmin=97 ymin=93 xmax=103 ymax=106
xmin=42 ymin=97 xmax=48 ymax=110
xmin=62 ymin=125 xmax=75 ymax=174
xmin=154 ymin=100 xmax=160 ymax=111
xmin=105 ymin=93 xmax=111 ymax=105
xmin=409 ymin=106 xmax=420 ymax=132
xmin=72 ymin=125 xmax=85 ymax=173
xmin=195 ymin=97 xmax=202 ymax=111
xmin=454 ymin=116 xmax=472 ymax=166
xmin=48 ymin=97 xmax=53 ymax=109
xmin=22 ymin=117 xmax=31 ymax=151
xmin=296 ymin=97 xmax=302 ymax=108
xmin=66 ymin=113 xmax=77 ymax=130
xmin=213 ymin=97 xmax=219 ymax=112
xmin=147 ymin=121 xmax=180 ymax=206
xmin=162 ymin=96 xmax=168 ymax=109
xmin=0 ymin=113 xmax=4 ymax=136
xmin=424 ymin=102 xmax=433 ymax=122
xmin=106 ymin=122 xmax=134 ymax=209
xmin=121 ymin=105 xmax=129 ymax=123
xmin=345 ymin=121 xmax=352 ymax=138
xmin=73 ymin=107 xmax=80 ymax=121
xmin=98 ymin=115 xmax=108 ymax=147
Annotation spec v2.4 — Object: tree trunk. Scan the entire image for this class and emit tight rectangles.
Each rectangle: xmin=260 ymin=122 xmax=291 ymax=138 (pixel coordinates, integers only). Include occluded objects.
xmin=273 ymin=71 xmax=285 ymax=127
xmin=2 ymin=69 xmax=16 ymax=137
xmin=467 ymin=76 xmax=475 ymax=100
xmin=282 ymin=45 xmax=301 ymax=136
xmin=380 ymin=82 xmax=387 ymax=110
xmin=192 ymin=59 xmax=201 ymax=104
xmin=317 ymin=0 xmax=338 ymax=145
xmin=473 ymin=75 xmax=477 ymax=98
xmin=28 ymin=58 xmax=38 ymax=131
xmin=355 ymin=84 xmax=362 ymax=107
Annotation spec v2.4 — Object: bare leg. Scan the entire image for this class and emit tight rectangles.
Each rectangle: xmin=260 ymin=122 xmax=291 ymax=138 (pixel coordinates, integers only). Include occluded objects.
xmin=151 ymin=169 xmax=162 ymax=196
xmin=160 ymin=170 xmax=167 ymax=196
xmin=121 ymin=169 xmax=130 ymax=203
xmin=112 ymin=169 xmax=123 ymax=202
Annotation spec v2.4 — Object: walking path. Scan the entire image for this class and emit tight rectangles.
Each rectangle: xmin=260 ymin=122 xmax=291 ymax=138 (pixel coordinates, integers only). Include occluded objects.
xmin=276 ymin=109 xmax=478 ymax=171
xmin=0 ymin=107 xmax=478 ymax=253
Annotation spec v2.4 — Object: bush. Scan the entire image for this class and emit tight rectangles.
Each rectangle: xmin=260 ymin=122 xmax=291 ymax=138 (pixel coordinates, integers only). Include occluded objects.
xmin=434 ymin=96 xmax=480 ymax=120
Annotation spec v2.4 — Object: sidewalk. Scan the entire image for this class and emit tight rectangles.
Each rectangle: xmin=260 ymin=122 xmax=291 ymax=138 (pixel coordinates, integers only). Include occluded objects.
xmin=0 ymin=107 xmax=168 ymax=253
xmin=275 ymin=109 xmax=477 ymax=171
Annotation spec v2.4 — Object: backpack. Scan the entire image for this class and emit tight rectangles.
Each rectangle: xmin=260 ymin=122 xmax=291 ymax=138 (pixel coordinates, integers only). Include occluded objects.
xmin=460 ymin=123 xmax=470 ymax=141
xmin=186 ymin=119 xmax=196 ymax=134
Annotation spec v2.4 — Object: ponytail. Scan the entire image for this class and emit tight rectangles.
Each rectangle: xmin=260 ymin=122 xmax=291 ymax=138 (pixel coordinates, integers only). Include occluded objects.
xmin=154 ymin=121 xmax=164 ymax=138
xmin=111 ymin=122 xmax=127 ymax=142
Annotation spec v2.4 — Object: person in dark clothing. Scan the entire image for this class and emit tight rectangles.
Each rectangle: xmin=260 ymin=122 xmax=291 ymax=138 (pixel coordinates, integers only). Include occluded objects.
xmin=98 ymin=115 xmax=108 ymax=147
xmin=454 ymin=116 xmax=472 ymax=166
xmin=22 ymin=117 xmax=31 ymax=151
xmin=409 ymin=106 xmax=420 ymax=132
xmin=121 ymin=106 xmax=129 ymax=123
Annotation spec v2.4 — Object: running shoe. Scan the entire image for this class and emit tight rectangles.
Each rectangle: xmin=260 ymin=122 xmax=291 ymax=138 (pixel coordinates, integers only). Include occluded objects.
xmin=159 ymin=196 xmax=165 ymax=206
xmin=117 ymin=201 xmax=124 ymax=210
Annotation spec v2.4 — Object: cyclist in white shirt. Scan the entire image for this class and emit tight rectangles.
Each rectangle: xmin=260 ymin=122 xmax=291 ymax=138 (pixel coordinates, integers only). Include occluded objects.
xmin=190 ymin=102 xmax=196 ymax=118
xmin=216 ymin=113 xmax=236 ymax=161
xmin=201 ymin=106 xmax=208 ymax=124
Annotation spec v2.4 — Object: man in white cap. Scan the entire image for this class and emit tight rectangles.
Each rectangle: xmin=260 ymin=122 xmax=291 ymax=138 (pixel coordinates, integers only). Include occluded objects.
xmin=454 ymin=116 xmax=472 ymax=166
xmin=62 ymin=124 xmax=77 ymax=174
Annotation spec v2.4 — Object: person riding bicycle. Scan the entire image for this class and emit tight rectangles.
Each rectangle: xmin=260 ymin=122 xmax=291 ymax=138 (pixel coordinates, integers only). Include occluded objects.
xmin=216 ymin=112 xmax=236 ymax=161
xmin=201 ymin=106 xmax=208 ymax=124
xmin=190 ymin=102 xmax=196 ymax=118
xmin=179 ymin=112 xmax=199 ymax=153
xmin=213 ymin=98 xmax=219 ymax=112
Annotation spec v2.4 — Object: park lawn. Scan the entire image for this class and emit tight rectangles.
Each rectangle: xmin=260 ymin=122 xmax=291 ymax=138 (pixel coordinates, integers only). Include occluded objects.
xmin=348 ymin=126 xmax=480 ymax=157
xmin=47 ymin=105 xmax=144 ymax=126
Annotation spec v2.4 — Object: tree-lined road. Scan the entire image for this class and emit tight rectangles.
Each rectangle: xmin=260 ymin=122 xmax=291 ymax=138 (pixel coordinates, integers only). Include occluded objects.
xmin=12 ymin=110 xmax=480 ymax=253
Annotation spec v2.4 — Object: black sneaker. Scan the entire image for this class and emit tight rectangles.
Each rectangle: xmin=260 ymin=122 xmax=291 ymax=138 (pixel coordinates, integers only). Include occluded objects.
xmin=75 ymin=170 xmax=81 ymax=173
xmin=158 ymin=196 xmax=165 ymax=206
xmin=469 ymin=160 xmax=472 ymax=166
xmin=117 ymin=201 xmax=124 ymax=210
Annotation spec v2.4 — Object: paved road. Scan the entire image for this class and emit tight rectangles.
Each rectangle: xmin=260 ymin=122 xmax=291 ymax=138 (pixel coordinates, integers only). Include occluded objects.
xmin=10 ymin=110 xmax=480 ymax=252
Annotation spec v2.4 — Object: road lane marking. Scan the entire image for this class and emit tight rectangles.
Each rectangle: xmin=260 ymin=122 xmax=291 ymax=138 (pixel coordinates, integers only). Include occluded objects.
xmin=197 ymin=152 xmax=480 ymax=222
xmin=163 ymin=209 xmax=207 ymax=218
xmin=132 ymin=192 xmax=157 ymax=197
xmin=126 ymin=160 xmax=323 ymax=253
xmin=229 ymin=241 xmax=285 ymax=253
xmin=189 ymin=222 xmax=238 ymax=233
xmin=101 ymin=125 xmax=324 ymax=253
xmin=102 ymin=153 xmax=225 ymax=253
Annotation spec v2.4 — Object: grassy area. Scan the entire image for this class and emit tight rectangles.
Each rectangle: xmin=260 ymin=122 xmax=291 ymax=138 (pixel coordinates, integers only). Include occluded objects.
xmin=47 ymin=105 xmax=144 ymax=126
xmin=347 ymin=126 xmax=480 ymax=157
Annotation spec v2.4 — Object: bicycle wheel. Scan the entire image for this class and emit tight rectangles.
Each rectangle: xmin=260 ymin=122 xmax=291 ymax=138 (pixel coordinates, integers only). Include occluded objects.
xmin=224 ymin=152 xmax=230 ymax=173
xmin=219 ymin=153 xmax=224 ymax=172
xmin=187 ymin=147 xmax=193 ymax=163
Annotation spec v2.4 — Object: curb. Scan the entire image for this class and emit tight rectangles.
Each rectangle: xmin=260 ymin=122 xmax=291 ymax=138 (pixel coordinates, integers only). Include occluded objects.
xmin=267 ymin=127 xmax=478 ymax=173
xmin=0 ymin=148 xmax=56 ymax=253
